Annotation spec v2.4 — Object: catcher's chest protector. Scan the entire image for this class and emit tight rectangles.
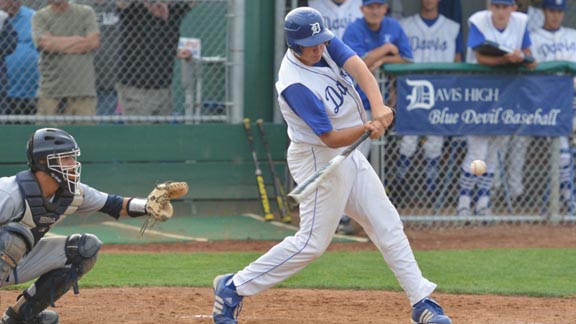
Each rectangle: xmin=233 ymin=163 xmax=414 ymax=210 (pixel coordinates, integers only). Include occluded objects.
xmin=15 ymin=171 xmax=83 ymax=244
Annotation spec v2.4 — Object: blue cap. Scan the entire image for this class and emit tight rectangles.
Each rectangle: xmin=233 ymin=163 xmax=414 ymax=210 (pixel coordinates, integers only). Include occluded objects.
xmin=490 ymin=0 xmax=515 ymax=5
xmin=542 ymin=0 xmax=566 ymax=10
xmin=363 ymin=0 xmax=387 ymax=5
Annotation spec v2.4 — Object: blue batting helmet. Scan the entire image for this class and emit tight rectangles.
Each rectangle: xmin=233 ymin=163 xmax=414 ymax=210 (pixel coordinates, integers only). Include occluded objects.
xmin=284 ymin=7 xmax=334 ymax=55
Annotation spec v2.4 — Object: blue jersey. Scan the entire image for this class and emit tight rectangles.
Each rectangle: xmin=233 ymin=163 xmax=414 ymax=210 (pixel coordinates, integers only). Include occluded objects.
xmin=342 ymin=17 xmax=413 ymax=110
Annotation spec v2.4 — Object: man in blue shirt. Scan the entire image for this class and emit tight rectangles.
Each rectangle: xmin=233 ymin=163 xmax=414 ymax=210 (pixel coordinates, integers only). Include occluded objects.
xmin=0 ymin=0 xmax=39 ymax=122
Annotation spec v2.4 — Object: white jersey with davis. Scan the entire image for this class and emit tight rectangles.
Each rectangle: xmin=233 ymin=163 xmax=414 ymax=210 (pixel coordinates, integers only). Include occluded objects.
xmin=276 ymin=49 xmax=365 ymax=146
xmin=400 ymin=14 xmax=460 ymax=63
xmin=531 ymin=27 xmax=576 ymax=62
xmin=466 ymin=10 xmax=528 ymax=63
xmin=308 ymin=0 xmax=363 ymax=39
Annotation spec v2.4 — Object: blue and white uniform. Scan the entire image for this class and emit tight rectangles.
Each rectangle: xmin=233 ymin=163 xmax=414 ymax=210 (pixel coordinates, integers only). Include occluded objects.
xmin=398 ymin=12 xmax=462 ymax=193
xmin=458 ymin=9 xmax=532 ymax=215
xmin=308 ymin=0 xmax=363 ymax=39
xmin=231 ymin=37 xmax=437 ymax=306
xmin=532 ymin=23 xmax=576 ymax=206
xmin=343 ymin=16 xmax=413 ymax=110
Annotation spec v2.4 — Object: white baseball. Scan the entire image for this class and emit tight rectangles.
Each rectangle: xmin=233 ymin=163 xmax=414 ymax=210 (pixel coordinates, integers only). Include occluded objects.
xmin=470 ymin=160 xmax=487 ymax=176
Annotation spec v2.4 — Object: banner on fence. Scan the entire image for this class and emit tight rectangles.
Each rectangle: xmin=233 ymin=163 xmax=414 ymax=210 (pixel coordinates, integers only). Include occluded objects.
xmin=395 ymin=74 xmax=574 ymax=136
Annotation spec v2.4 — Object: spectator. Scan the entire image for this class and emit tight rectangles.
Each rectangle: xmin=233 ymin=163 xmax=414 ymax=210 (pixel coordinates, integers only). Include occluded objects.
xmin=32 ymin=0 xmax=100 ymax=124
xmin=457 ymin=0 xmax=536 ymax=216
xmin=308 ymin=0 xmax=363 ymax=39
xmin=396 ymin=0 xmax=463 ymax=200
xmin=0 ymin=0 xmax=39 ymax=123
xmin=308 ymin=0 xmax=362 ymax=235
xmin=116 ymin=1 xmax=194 ymax=117
xmin=531 ymin=0 xmax=576 ymax=210
xmin=72 ymin=0 xmax=120 ymax=116
xmin=0 ymin=9 xmax=17 ymax=114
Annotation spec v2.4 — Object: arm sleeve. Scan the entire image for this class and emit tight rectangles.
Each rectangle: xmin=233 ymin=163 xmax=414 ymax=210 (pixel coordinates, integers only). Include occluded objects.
xmin=326 ymin=37 xmax=356 ymax=67
xmin=99 ymin=195 xmax=124 ymax=219
xmin=282 ymin=84 xmax=333 ymax=136
xmin=467 ymin=23 xmax=486 ymax=49
xmin=522 ymin=28 xmax=532 ymax=50
xmin=84 ymin=7 xmax=100 ymax=35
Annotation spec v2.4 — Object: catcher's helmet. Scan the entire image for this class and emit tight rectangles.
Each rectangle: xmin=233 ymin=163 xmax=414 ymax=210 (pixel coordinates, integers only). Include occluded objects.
xmin=27 ymin=128 xmax=81 ymax=193
xmin=284 ymin=7 xmax=334 ymax=55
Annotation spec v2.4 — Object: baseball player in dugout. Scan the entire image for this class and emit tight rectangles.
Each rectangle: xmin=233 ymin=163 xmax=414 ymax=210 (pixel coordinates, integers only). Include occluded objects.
xmin=212 ymin=7 xmax=452 ymax=324
xmin=0 ymin=128 xmax=187 ymax=324
xmin=531 ymin=0 xmax=576 ymax=210
xmin=457 ymin=0 xmax=537 ymax=216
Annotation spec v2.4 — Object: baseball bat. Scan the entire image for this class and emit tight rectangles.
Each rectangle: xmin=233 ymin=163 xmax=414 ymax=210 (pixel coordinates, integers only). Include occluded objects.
xmin=287 ymin=131 xmax=371 ymax=205
xmin=256 ymin=119 xmax=292 ymax=224
xmin=243 ymin=118 xmax=275 ymax=221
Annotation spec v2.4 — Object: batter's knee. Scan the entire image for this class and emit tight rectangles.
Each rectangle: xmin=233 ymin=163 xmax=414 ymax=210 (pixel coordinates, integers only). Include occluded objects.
xmin=65 ymin=233 xmax=102 ymax=275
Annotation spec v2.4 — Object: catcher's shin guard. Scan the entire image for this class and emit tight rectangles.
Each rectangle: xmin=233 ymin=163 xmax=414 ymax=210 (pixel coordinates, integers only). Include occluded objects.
xmin=1 ymin=307 xmax=58 ymax=324
xmin=17 ymin=234 xmax=101 ymax=322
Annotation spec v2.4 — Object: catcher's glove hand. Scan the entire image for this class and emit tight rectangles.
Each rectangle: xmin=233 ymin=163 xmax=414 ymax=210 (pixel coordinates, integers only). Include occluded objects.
xmin=140 ymin=181 xmax=189 ymax=234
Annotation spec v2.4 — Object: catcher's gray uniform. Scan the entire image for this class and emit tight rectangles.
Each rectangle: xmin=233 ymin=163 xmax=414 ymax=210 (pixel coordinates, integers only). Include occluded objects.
xmin=0 ymin=176 xmax=108 ymax=286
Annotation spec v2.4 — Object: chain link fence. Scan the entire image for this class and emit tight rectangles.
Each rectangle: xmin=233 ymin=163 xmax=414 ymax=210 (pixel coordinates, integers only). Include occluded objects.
xmin=370 ymin=64 xmax=576 ymax=228
xmin=1 ymin=0 xmax=234 ymax=124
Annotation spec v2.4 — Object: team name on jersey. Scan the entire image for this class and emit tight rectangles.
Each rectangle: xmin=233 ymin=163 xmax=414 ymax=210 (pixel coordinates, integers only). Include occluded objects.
xmin=325 ymin=80 xmax=350 ymax=113
xmin=324 ymin=14 xmax=356 ymax=34
xmin=409 ymin=36 xmax=449 ymax=52
xmin=536 ymin=40 xmax=576 ymax=58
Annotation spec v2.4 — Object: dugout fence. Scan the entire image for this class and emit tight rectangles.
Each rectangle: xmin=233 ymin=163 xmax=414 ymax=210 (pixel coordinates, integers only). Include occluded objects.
xmin=373 ymin=62 xmax=576 ymax=227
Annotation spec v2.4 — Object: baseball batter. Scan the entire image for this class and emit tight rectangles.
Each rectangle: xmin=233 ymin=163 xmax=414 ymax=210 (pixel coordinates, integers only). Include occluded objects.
xmin=397 ymin=0 xmax=463 ymax=196
xmin=457 ymin=0 xmax=536 ymax=216
xmin=211 ymin=7 xmax=452 ymax=324
xmin=531 ymin=0 xmax=576 ymax=209
xmin=308 ymin=0 xmax=363 ymax=39
xmin=0 ymin=128 xmax=181 ymax=324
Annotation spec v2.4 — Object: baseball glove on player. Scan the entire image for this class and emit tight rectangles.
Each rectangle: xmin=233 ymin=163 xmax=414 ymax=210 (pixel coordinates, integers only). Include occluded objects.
xmin=140 ymin=181 xmax=189 ymax=234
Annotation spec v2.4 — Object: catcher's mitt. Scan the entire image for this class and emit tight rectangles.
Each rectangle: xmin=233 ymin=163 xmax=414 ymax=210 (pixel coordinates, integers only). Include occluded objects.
xmin=140 ymin=181 xmax=189 ymax=234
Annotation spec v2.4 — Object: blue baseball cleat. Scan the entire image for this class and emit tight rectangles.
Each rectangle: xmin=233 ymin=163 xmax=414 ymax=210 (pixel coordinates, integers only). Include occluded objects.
xmin=212 ymin=274 xmax=243 ymax=324
xmin=411 ymin=297 xmax=452 ymax=324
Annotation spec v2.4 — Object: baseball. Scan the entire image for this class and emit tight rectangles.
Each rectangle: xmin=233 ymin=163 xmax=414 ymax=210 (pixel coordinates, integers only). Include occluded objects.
xmin=470 ymin=160 xmax=487 ymax=176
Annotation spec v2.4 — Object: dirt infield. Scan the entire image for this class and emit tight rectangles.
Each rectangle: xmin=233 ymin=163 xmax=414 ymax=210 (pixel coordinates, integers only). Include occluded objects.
xmin=4 ymin=224 xmax=574 ymax=324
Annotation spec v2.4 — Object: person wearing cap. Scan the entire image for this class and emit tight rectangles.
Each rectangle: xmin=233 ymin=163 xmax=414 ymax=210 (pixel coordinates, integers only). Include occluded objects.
xmin=531 ymin=0 xmax=576 ymax=211
xmin=211 ymin=6 xmax=452 ymax=324
xmin=456 ymin=0 xmax=537 ymax=217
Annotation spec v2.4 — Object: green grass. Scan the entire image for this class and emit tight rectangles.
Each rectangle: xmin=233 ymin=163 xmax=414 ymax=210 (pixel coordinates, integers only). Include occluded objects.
xmin=45 ymin=248 xmax=576 ymax=297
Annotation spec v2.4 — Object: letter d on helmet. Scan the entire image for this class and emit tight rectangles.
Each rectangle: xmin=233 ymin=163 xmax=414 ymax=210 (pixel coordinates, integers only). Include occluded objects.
xmin=284 ymin=7 xmax=334 ymax=55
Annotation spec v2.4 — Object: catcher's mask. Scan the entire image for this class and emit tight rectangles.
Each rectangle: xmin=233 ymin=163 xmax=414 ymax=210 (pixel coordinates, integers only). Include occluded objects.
xmin=26 ymin=128 xmax=81 ymax=193
xmin=284 ymin=7 xmax=334 ymax=56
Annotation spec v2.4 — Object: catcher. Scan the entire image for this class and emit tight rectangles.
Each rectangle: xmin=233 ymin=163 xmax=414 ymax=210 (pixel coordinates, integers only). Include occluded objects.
xmin=0 ymin=128 xmax=188 ymax=324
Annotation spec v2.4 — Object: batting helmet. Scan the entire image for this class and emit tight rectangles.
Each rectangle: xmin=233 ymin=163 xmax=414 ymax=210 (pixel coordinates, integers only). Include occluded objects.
xmin=27 ymin=128 xmax=81 ymax=193
xmin=284 ymin=7 xmax=334 ymax=55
